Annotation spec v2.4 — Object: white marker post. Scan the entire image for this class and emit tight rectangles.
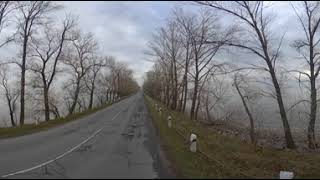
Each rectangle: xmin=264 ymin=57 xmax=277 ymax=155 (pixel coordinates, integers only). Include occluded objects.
xmin=190 ymin=133 xmax=197 ymax=153
xmin=167 ymin=116 xmax=172 ymax=128
xmin=279 ymin=171 xmax=294 ymax=179
xmin=158 ymin=107 xmax=162 ymax=116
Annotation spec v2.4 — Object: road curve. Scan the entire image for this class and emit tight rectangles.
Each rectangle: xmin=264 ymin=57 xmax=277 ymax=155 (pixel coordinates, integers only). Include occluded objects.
xmin=0 ymin=91 xmax=171 ymax=179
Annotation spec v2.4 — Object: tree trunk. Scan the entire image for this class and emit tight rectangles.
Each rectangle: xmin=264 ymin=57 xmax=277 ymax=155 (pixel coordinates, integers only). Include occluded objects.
xmin=309 ymin=75 xmax=318 ymax=149
xmin=20 ymin=69 xmax=25 ymax=125
xmin=190 ymin=81 xmax=198 ymax=119
xmin=51 ymin=103 xmax=60 ymax=119
xmin=112 ymin=76 xmax=117 ymax=102
xmin=107 ymin=89 xmax=110 ymax=102
xmin=171 ymin=61 xmax=178 ymax=110
xmin=171 ymin=88 xmax=177 ymax=110
xmin=7 ymin=97 xmax=16 ymax=127
xmin=111 ymin=89 xmax=114 ymax=103
xmin=205 ymin=105 xmax=211 ymax=122
xmin=308 ymin=39 xmax=318 ymax=149
xmin=182 ymin=42 xmax=189 ymax=113
xmin=205 ymin=94 xmax=212 ymax=122
xmin=69 ymin=81 xmax=80 ymax=115
xmin=269 ymin=66 xmax=296 ymax=149
xmin=20 ymin=35 xmax=28 ymax=126
xmin=9 ymin=109 xmax=15 ymax=127
xmin=165 ymin=84 xmax=170 ymax=107
xmin=178 ymin=86 xmax=184 ymax=112
xmin=195 ymin=93 xmax=201 ymax=121
xmin=190 ymin=74 xmax=198 ymax=120
xmin=182 ymin=74 xmax=188 ymax=113
xmin=114 ymin=91 xmax=117 ymax=102
xmin=234 ymin=81 xmax=256 ymax=144
xmin=43 ymin=87 xmax=50 ymax=121
xmin=88 ymin=82 xmax=95 ymax=109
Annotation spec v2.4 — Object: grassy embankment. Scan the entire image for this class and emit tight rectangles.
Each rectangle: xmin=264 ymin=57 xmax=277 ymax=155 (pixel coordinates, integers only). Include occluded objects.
xmin=0 ymin=96 xmax=128 ymax=139
xmin=145 ymin=95 xmax=320 ymax=179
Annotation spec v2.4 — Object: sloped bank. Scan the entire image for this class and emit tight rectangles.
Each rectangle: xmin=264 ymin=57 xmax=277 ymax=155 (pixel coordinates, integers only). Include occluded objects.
xmin=145 ymin=95 xmax=320 ymax=178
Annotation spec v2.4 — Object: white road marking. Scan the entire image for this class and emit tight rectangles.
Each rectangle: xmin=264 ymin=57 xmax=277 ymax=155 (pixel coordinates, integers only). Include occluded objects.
xmin=1 ymin=104 xmax=126 ymax=178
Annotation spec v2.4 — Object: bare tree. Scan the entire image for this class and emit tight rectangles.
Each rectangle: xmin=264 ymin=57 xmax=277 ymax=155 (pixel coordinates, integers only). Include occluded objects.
xmin=0 ymin=1 xmax=18 ymax=126
xmin=200 ymin=75 xmax=228 ymax=123
xmin=290 ymin=1 xmax=320 ymax=149
xmin=161 ymin=20 xmax=182 ymax=110
xmin=15 ymin=1 xmax=60 ymax=125
xmin=105 ymin=58 xmax=130 ymax=102
xmin=84 ymin=56 xmax=106 ymax=109
xmin=147 ymin=20 xmax=183 ymax=110
xmin=196 ymin=1 xmax=296 ymax=149
xmin=0 ymin=64 xmax=19 ymax=127
xmin=105 ymin=57 xmax=117 ymax=102
xmin=143 ymin=63 xmax=164 ymax=101
xmin=0 ymin=1 xmax=16 ymax=48
xmin=48 ymin=92 xmax=60 ymax=119
xmin=145 ymin=7 xmax=231 ymax=123
xmin=97 ymin=65 xmax=115 ymax=105
xmin=62 ymin=30 xmax=98 ymax=115
xmin=95 ymin=73 xmax=111 ymax=106
xmin=185 ymin=9 xmax=226 ymax=120
xmin=233 ymin=73 xmax=257 ymax=144
xmin=29 ymin=15 xmax=75 ymax=121
xmin=116 ymin=65 xmax=139 ymax=97
xmin=174 ymin=8 xmax=194 ymax=112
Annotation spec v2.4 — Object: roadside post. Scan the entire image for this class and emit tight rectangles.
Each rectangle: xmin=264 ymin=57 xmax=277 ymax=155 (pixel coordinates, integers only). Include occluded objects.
xmin=158 ymin=107 xmax=162 ymax=116
xmin=167 ymin=115 xmax=172 ymax=128
xmin=190 ymin=133 xmax=197 ymax=152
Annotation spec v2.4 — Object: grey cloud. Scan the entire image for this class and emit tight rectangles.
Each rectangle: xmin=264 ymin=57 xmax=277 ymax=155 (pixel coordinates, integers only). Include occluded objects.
xmin=53 ymin=1 xmax=177 ymax=85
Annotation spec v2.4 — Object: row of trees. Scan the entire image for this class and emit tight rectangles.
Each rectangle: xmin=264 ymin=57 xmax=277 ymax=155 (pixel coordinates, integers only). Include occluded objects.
xmin=0 ymin=1 xmax=139 ymax=127
xmin=143 ymin=1 xmax=320 ymax=149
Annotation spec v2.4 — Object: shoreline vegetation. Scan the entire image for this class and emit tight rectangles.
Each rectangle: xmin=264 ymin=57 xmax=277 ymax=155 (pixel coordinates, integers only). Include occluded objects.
xmin=145 ymin=95 xmax=320 ymax=178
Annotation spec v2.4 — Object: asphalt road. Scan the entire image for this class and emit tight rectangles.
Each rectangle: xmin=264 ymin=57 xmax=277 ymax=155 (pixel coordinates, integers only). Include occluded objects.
xmin=0 ymin=91 xmax=171 ymax=179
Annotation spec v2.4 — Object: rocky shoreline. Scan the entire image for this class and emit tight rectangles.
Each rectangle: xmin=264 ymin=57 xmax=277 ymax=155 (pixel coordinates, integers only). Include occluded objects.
xmin=199 ymin=119 xmax=320 ymax=153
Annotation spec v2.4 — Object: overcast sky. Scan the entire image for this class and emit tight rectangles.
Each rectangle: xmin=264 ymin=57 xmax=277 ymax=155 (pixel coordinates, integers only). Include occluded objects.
xmin=0 ymin=1 xmax=310 ymax=85
xmin=48 ymin=1 xmax=308 ymax=86
xmin=53 ymin=1 xmax=187 ymax=85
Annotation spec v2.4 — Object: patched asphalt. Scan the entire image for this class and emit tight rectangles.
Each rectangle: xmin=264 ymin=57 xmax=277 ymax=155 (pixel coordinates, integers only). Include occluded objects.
xmin=0 ymin=91 xmax=172 ymax=179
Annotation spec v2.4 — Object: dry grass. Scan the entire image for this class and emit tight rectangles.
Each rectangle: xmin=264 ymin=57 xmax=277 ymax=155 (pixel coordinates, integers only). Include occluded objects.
xmin=145 ymin=95 xmax=320 ymax=179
